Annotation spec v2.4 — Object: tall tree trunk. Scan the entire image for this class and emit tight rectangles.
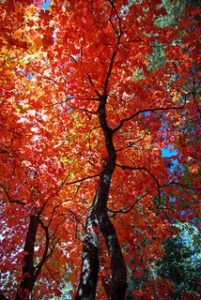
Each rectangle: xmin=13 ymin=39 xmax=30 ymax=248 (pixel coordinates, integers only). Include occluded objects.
xmin=75 ymin=208 xmax=99 ymax=300
xmin=15 ymin=215 xmax=39 ymax=300
xmin=97 ymin=209 xmax=127 ymax=299
xmin=76 ymin=94 xmax=127 ymax=299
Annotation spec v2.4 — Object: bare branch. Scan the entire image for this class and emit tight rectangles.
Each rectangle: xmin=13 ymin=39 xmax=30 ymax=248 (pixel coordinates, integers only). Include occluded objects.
xmin=65 ymin=172 xmax=101 ymax=186
xmin=87 ymin=73 xmax=100 ymax=97
xmin=116 ymin=132 xmax=149 ymax=152
xmin=113 ymin=95 xmax=188 ymax=132
xmin=116 ymin=163 xmax=161 ymax=201
xmin=103 ymin=1 xmax=122 ymax=95
xmin=34 ymin=217 xmax=50 ymax=280
xmin=0 ymin=183 xmax=24 ymax=205
xmin=107 ymin=192 xmax=150 ymax=215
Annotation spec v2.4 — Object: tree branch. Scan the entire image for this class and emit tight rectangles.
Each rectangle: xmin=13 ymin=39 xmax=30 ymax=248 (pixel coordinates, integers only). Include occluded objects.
xmin=0 ymin=183 xmax=24 ymax=205
xmin=65 ymin=172 xmax=101 ymax=186
xmin=116 ymin=163 xmax=161 ymax=201
xmin=107 ymin=191 xmax=151 ymax=215
xmin=113 ymin=96 xmax=188 ymax=132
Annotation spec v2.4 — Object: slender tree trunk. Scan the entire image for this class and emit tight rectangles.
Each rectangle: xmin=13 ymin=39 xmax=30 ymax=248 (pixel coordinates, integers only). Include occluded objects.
xmin=97 ymin=209 xmax=127 ymax=299
xmin=76 ymin=94 xmax=127 ymax=299
xmin=75 ymin=208 xmax=99 ymax=300
xmin=93 ymin=172 xmax=127 ymax=299
xmin=15 ymin=215 xmax=39 ymax=300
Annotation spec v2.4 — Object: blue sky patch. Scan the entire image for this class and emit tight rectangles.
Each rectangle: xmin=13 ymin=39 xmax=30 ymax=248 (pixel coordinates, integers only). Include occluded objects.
xmin=26 ymin=72 xmax=33 ymax=81
xmin=161 ymin=147 xmax=178 ymax=158
xmin=42 ymin=0 xmax=50 ymax=10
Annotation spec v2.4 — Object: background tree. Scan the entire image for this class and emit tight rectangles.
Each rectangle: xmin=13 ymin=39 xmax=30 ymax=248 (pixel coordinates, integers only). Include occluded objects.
xmin=158 ymin=223 xmax=201 ymax=300
xmin=0 ymin=2 xmax=80 ymax=298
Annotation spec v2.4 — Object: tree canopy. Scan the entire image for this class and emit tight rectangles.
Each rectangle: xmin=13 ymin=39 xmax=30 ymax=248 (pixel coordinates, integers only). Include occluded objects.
xmin=0 ymin=0 xmax=200 ymax=299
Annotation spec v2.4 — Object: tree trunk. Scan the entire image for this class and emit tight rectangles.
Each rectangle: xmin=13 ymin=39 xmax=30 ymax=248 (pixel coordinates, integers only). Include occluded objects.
xmin=75 ymin=208 xmax=99 ymax=300
xmin=15 ymin=215 xmax=39 ymax=300
xmin=97 ymin=209 xmax=127 ymax=299
xmin=76 ymin=93 xmax=127 ymax=299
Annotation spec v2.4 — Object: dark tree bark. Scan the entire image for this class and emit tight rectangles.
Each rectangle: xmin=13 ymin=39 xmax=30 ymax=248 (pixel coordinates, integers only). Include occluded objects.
xmin=15 ymin=215 xmax=39 ymax=300
xmin=76 ymin=93 xmax=127 ymax=299
xmin=75 ymin=208 xmax=99 ymax=300
xmin=97 ymin=210 xmax=127 ymax=299
xmin=15 ymin=213 xmax=52 ymax=300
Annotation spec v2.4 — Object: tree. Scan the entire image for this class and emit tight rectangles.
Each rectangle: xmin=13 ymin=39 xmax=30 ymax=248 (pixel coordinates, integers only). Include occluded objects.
xmin=158 ymin=222 xmax=201 ymax=300
xmin=130 ymin=222 xmax=201 ymax=300
xmin=1 ymin=2 xmax=79 ymax=298
xmin=0 ymin=0 xmax=200 ymax=299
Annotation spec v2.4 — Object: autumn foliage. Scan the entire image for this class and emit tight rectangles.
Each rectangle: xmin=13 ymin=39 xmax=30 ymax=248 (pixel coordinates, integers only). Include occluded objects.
xmin=0 ymin=0 xmax=200 ymax=299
